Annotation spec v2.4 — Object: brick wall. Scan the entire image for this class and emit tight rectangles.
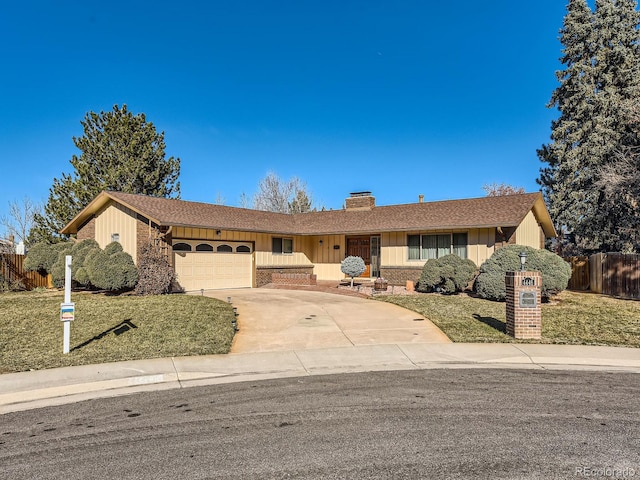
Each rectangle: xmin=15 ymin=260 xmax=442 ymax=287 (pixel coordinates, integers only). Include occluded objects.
xmin=505 ymin=270 xmax=542 ymax=339
xmin=272 ymin=272 xmax=317 ymax=286
xmin=379 ymin=266 xmax=423 ymax=286
xmin=256 ymin=265 xmax=315 ymax=287
xmin=345 ymin=195 xmax=375 ymax=210
xmin=135 ymin=215 xmax=172 ymax=266
xmin=76 ymin=216 xmax=95 ymax=241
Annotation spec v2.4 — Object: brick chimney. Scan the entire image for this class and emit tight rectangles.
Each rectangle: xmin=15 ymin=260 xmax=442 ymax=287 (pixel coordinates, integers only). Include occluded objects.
xmin=345 ymin=191 xmax=375 ymax=211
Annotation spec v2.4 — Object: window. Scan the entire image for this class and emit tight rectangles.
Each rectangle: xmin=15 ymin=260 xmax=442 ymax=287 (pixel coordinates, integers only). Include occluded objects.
xmin=272 ymin=237 xmax=293 ymax=254
xmin=452 ymin=233 xmax=468 ymax=259
xmin=195 ymin=243 xmax=213 ymax=252
xmin=236 ymin=245 xmax=251 ymax=253
xmin=217 ymin=244 xmax=233 ymax=252
xmin=408 ymin=233 xmax=467 ymax=260
xmin=111 ymin=233 xmax=120 ymax=243
xmin=172 ymin=243 xmax=192 ymax=251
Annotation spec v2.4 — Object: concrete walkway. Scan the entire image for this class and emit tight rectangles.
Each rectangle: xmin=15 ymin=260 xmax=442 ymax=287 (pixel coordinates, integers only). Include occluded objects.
xmin=1 ymin=286 xmax=640 ymax=415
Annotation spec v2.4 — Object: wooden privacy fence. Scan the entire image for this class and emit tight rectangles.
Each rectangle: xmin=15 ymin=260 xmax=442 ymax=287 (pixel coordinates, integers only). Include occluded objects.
xmin=0 ymin=254 xmax=50 ymax=290
xmin=565 ymin=253 xmax=640 ymax=300
xmin=565 ymin=256 xmax=590 ymax=291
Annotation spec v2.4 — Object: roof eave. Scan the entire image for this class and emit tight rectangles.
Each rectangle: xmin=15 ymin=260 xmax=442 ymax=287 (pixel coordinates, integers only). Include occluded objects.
xmin=60 ymin=191 xmax=165 ymax=235
xmin=296 ymin=223 xmax=520 ymax=236
xmin=531 ymin=194 xmax=557 ymax=237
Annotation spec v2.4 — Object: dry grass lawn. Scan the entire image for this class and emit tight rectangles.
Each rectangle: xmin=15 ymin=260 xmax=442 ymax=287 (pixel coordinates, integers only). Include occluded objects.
xmin=0 ymin=290 xmax=236 ymax=373
xmin=379 ymin=290 xmax=640 ymax=347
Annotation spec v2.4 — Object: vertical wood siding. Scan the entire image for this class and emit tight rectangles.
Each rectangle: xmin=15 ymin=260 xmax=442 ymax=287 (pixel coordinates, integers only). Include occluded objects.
xmin=515 ymin=211 xmax=544 ymax=249
xmin=94 ymin=202 xmax=138 ymax=262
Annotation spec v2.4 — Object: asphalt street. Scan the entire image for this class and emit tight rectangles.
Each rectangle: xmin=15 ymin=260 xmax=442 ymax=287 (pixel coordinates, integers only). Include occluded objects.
xmin=2 ymin=369 xmax=639 ymax=479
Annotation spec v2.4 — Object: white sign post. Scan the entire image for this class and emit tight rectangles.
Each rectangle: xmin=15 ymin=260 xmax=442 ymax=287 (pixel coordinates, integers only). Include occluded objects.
xmin=60 ymin=255 xmax=74 ymax=354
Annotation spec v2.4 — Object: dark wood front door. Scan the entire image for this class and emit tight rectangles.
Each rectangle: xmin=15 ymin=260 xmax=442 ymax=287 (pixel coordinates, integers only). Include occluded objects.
xmin=346 ymin=236 xmax=371 ymax=278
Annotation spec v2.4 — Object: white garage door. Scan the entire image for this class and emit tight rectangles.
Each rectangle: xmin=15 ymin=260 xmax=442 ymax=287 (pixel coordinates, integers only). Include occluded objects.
xmin=174 ymin=252 xmax=253 ymax=291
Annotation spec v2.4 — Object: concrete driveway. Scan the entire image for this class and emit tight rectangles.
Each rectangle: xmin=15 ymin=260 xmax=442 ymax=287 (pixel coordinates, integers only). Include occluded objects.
xmin=204 ymin=289 xmax=451 ymax=353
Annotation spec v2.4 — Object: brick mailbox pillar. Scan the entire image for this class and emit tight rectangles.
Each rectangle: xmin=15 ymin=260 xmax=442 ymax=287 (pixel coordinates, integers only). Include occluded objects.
xmin=505 ymin=270 xmax=542 ymax=339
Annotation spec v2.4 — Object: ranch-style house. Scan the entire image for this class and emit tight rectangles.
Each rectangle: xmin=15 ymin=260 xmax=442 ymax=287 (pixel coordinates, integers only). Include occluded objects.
xmin=61 ymin=191 xmax=556 ymax=291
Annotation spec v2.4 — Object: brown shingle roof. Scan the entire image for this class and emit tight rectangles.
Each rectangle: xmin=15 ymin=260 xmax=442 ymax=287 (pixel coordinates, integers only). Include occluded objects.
xmin=61 ymin=191 xmax=555 ymax=237
xmin=107 ymin=191 xmax=295 ymax=233
xmin=294 ymin=193 xmax=550 ymax=235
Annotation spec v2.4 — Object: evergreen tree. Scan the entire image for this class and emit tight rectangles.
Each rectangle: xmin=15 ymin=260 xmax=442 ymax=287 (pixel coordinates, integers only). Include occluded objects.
xmin=538 ymin=0 xmax=598 ymax=250
xmin=590 ymin=0 xmax=640 ymax=250
xmin=538 ymin=0 xmax=640 ymax=253
xmin=31 ymin=105 xmax=180 ymax=242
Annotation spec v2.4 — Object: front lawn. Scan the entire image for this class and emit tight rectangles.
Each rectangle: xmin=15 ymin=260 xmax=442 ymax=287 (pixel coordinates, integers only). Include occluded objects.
xmin=0 ymin=290 xmax=236 ymax=373
xmin=378 ymin=290 xmax=640 ymax=347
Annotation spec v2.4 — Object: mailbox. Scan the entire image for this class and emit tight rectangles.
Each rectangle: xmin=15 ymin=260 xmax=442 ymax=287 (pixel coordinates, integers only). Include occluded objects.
xmin=519 ymin=291 xmax=537 ymax=308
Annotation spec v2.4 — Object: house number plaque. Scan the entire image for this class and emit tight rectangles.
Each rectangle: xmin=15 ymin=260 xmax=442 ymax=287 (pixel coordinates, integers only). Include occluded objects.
xmin=519 ymin=291 xmax=537 ymax=308
xmin=521 ymin=277 xmax=535 ymax=286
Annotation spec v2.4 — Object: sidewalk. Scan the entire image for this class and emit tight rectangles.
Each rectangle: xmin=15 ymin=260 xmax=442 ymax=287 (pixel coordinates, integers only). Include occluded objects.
xmin=2 ymin=343 xmax=639 ymax=414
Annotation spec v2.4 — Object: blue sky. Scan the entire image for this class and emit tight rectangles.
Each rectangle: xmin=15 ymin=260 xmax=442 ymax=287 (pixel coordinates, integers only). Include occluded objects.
xmin=1 ymin=0 xmax=572 ymax=232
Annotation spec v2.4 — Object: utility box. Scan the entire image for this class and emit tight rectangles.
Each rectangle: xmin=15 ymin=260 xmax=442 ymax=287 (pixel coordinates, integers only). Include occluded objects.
xmin=505 ymin=271 xmax=542 ymax=339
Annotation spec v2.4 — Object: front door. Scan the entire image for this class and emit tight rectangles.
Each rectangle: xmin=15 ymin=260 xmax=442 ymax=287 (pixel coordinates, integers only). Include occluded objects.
xmin=346 ymin=236 xmax=371 ymax=278
xmin=370 ymin=236 xmax=381 ymax=278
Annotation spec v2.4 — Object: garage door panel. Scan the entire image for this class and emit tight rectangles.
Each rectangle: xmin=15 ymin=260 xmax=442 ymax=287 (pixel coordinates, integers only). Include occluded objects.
xmin=174 ymin=252 xmax=253 ymax=291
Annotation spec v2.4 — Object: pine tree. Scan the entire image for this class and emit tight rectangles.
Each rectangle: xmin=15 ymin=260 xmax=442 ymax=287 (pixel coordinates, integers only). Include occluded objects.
xmin=538 ymin=0 xmax=597 ymax=249
xmin=589 ymin=0 xmax=640 ymax=250
xmin=31 ymin=105 xmax=180 ymax=242
xmin=538 ymin=0 xmax=640 ymax=253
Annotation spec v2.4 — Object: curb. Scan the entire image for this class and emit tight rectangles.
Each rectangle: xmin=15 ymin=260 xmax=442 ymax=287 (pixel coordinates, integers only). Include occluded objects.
xmin=1 ymin=343 xmax=639 ymax=414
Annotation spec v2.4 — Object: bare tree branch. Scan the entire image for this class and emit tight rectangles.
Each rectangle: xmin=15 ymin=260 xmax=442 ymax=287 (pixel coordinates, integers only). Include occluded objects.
xmin=482 ymin=183 xmax=526 ymax=197
xmin=0 ymin=197 xmax=42 ymax=247
xmin=253 ymin=172 xmax=314 ymax=213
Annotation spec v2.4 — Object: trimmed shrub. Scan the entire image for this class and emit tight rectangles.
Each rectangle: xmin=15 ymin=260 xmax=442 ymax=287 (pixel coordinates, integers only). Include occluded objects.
xmin=112 ymin=251 xmax=139 ymax=289
xmin=86 ymin=243 xmax=138 ymax=291
xmin=417 ymin=254 xmax=477 ymax=294
xmin=50 ymin=243 xmax=74 ymax=288
xmin=135 ymin=242 xmax=176 ymax=295
xmin=341 ymin=255 xmax=366 ymax=287
xmin=75 ymin=266 xmax=91 ymax=286
xmin=104 ymin=241 xmax=123 ymax=256
xmin=71 ymin=240 xmax=101 ymax=286
xmin=475 ymin=245 xmax=571 ymax=301
xmin=24 ymin=241 xmax=71 ymax=274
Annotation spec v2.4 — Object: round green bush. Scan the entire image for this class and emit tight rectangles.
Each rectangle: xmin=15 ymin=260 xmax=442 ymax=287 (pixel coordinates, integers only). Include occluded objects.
xmin=475 ymin=245 xmax=571 ymax=301
xmin=111 ymin=251 xmax=138 ymax=289
xmin=104 ymin=241 xmax=123 ymax=255
xmin=85 ymin=246 xmax=138 ymax=291
xmin=417 ymin=254 xmax=477 ymax=294
xmin=50 ymin=243 xmax=74 ymax=288
xmin=23 ymin=242 xmax=50 ymax=273
xmin=24 ymin=241 xmax=72 ymax=274
xmin=74 ymin=266 xmax=90 ymax=286
xmin=71 ymin=240 xmax=100 ymax=285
